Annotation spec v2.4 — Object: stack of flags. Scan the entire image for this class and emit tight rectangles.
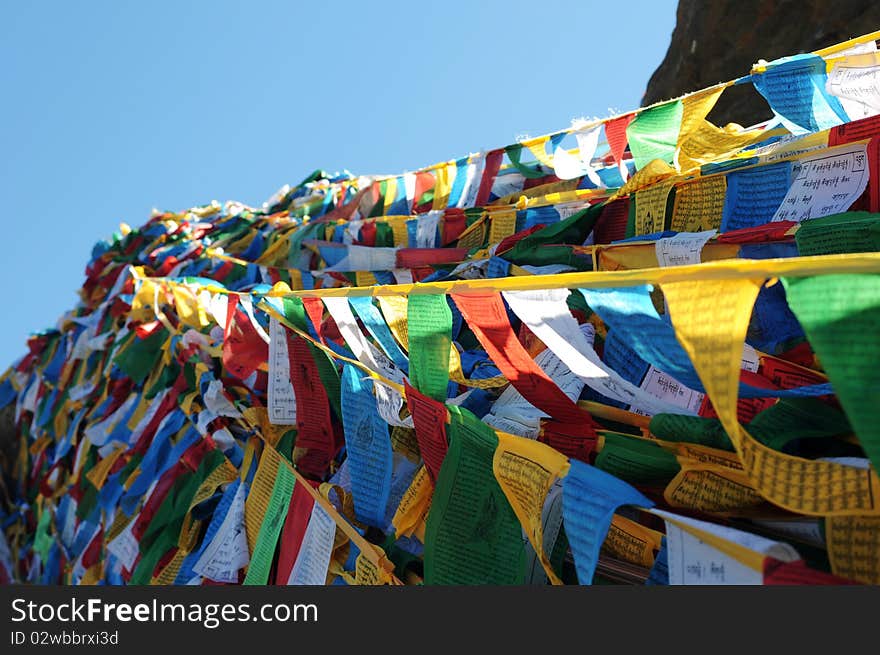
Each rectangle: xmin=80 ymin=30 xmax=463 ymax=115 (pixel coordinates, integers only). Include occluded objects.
xmin=2 ymin=31 xmax=880 ymax=586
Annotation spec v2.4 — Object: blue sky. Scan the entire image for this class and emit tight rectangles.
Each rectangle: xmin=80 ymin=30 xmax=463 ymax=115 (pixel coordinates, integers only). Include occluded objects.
xmin=0 ymin=0 xmax=677 ymax=368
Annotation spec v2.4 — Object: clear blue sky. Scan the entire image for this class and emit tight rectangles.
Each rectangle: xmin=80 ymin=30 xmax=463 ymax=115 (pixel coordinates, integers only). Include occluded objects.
xmin=0 ymin=0 xmax=677 ymax=368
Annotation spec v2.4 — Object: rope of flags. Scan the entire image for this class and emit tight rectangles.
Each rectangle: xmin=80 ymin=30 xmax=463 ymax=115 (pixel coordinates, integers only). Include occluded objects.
xmin=3 ymin=30 xmax=880 ymax=585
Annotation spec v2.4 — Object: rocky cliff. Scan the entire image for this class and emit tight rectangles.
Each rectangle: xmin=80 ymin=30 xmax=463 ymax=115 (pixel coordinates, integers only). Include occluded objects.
xmin=642 ymin=0 xmax=880 ymax=127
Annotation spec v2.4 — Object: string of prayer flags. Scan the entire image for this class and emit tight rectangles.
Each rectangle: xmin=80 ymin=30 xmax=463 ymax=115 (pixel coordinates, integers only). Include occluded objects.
xmin=4 ymin=31 xmax=880 ymax=587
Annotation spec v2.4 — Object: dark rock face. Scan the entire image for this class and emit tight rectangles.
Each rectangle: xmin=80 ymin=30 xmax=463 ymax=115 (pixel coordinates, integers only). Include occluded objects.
xmin=0 ymin=404 xmax=17 ymax=475
xmin=642 ymin=0 xmax=880 ymax=127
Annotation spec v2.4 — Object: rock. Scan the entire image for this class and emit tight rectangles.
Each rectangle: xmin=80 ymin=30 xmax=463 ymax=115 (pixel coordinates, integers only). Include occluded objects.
xmin=642 ymin=0 xmax=880 ymax=127
xmin=0 ymin=403 xmax=17 ymax=474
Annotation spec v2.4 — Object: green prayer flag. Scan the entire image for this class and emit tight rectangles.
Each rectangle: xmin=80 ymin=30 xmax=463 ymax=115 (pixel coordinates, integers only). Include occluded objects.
xmin=130 ymin=450 xmax=225 ymax=584
xmin=782 ymin=274 xmax=880 ymax=473
xmin=243 ymin=466 xmax=295 ymax=585
xmin=407 ymin=294 xmax=452 ymax=402
xmin=795 ymin=212 xmax=880 ymax=256
xmin=649 ymin=413 xmax=733 ymax=451
xmin=504 ymin=143 xmax=546 ymax=179
xmin=33 ymin=505 xmax=54 ymax=563
xmin=595 ymin=432 xmax=681 ymax=483
xmin=626 ymin=100 xmax=683 ymax=170
xmin=504 ymin=202 xmax=602 ymax=267
xmin=748 ymin=398 xmax=853 ymax=452
xmin=424 ymin=406 xmax=526 ymax=584
xmin=112 ymin=327 xmax=169 ymax=385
